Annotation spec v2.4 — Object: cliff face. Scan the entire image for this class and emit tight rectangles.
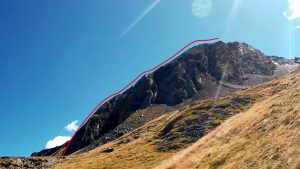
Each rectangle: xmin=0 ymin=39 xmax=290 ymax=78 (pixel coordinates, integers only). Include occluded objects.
xmin=32 ymin=41 xmax=284 ymax=156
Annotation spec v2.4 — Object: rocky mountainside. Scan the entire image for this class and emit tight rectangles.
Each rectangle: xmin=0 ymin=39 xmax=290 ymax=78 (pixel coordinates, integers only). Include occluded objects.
xmin=52 ymin=64 xmax=299 ymax=169
xmin=32 ymin=41 xmax=293 ymax=156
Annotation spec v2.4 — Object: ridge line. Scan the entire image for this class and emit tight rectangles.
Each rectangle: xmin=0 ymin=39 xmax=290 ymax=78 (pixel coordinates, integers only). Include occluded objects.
xmin=61 ymin=38 xmax=219 ymax=156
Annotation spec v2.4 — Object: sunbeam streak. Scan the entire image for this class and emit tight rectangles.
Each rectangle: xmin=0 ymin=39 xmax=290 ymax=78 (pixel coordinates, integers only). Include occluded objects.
xmin=227 ymin=0 xmax=242 ymax=24
xmin=120 ymin=0 xmax=160 ymax=37
xmin=214 ymin=62 xmax=229 ymax=99
xmin=210 ymin=62 xmax=229 ymax=110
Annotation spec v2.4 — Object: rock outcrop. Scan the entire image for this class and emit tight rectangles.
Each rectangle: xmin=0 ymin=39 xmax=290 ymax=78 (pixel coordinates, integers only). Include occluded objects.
xmin=0 ymin=157 xmax=65 ymax=169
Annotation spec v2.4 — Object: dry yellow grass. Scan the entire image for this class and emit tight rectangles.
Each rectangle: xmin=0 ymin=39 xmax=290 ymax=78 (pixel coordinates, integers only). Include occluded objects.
xmin=53 ymin=111 xmax=179 ymax=169
xmin=156 ymin=67 xmax=300 ymax=169
xmin=53 ymin=66 xmax=300 ymax=169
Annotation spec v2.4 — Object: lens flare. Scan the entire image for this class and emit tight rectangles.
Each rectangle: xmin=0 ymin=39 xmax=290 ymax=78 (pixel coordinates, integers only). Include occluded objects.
xmin=192 ymin=0 xmax=213 ymax=18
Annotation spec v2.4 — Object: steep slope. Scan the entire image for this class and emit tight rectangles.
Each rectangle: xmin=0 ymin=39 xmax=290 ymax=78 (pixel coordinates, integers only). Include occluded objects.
xmin=52 ymin=66 xmax=299 ymax=168
xmin=61 ymin=41 xmax=279 ymax=155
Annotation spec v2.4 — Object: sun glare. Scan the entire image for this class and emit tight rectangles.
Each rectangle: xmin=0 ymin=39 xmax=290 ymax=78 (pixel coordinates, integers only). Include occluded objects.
xmin=192 ymin=0 xmax=213 ymax=18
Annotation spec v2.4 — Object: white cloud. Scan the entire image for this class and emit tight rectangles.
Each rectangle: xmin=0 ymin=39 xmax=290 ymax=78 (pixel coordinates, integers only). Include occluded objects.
xmin=45 ymin=136 xmax=70 ymax=149
xmin=283 ymin=0 xmax=300 ymax=20
xmin=64 ymin=120 xmax=79 ymax=132
xmin=44 ymin=120 xmax=78 ymax=149
xmin=296 ymin=25 xmax=300 ymax=29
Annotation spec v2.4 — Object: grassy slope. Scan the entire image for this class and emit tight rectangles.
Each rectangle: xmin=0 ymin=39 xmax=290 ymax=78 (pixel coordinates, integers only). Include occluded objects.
xmin=53 ymin=67 xmax=300 ymax=169
xmin=54 ymin=112 xmax=176 ymax=169
xmin=156 ymin=67 xmax=300 ymax=169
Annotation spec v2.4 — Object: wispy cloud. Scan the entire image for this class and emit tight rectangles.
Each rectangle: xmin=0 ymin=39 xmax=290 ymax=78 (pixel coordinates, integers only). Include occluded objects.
xmin=45 ymin=136 xmax=70 ymax=149
xmin=120 ymin=0 xmax=160 ymax=37
xmin=295 ymin=24 xmax=300 ymax=29
xmin=64 ymin=120 xmax=79 ymax=132
xmin=283 ymin=0 xmax=300 ymax=20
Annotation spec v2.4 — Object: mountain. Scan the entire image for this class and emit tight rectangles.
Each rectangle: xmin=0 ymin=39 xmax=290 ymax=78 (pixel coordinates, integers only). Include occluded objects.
xmin=50 ymin=63 xmax=300 ymax=169
xmin=2 ymin=65 xmax=299 ymax=169
xmin=1 ymin=41 xmax=298 ymax=169
xmin=31 ymin=41 xmax=294 ymax=157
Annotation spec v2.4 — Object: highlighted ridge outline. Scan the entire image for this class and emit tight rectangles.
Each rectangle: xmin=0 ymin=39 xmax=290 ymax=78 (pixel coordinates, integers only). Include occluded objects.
xmin=62 ymin=38 xmax=219 ymax=156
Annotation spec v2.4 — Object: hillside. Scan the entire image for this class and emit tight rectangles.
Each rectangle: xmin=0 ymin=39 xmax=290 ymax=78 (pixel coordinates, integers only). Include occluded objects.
xmin=156 ymin=67 xmax=300 ymax=169
xmin=50 ymin=66 xmax=299 ymax=168
xmin=34 ymin=41 xmax=287 ymax=156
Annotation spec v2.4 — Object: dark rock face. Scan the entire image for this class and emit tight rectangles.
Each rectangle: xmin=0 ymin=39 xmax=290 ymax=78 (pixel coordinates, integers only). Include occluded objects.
xmin=30 ymin=147 xmax=59 ymax=157
xmin=31 ymin=142 xmax=68 ymax=157
xmin=78 ymin=104 xmax=174 ymax=153
xmin=35 ymin=41 xmax=278 ymax=156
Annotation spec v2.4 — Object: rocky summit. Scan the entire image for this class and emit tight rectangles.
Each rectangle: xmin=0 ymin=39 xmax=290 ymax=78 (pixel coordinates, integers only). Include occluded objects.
xmin=31 ymin=41 xmax=294 ymax=157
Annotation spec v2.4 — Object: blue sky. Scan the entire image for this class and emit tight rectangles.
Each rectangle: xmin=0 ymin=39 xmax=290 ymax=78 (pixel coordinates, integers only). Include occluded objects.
xmin=0 ymin=0 xmax=299 ymax=156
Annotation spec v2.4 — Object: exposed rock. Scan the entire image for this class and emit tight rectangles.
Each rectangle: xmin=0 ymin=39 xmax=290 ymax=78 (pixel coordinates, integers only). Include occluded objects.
xmin=157 ymin=95 xmax=255 ymax=151
xmin=34 ymin=41 xmax=287 ymax=156
xmin=31 ymin=142 xmax=68 ymax=157
xmin=266 ymin=55 xmax=294 ymax=65
xmin=62 ymin=41 xmax=280 ymax=155
xmin=0 ymin=157 xmax=65 ymax=169
xmin=100 ymin=147 xmax=114 ymax=153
